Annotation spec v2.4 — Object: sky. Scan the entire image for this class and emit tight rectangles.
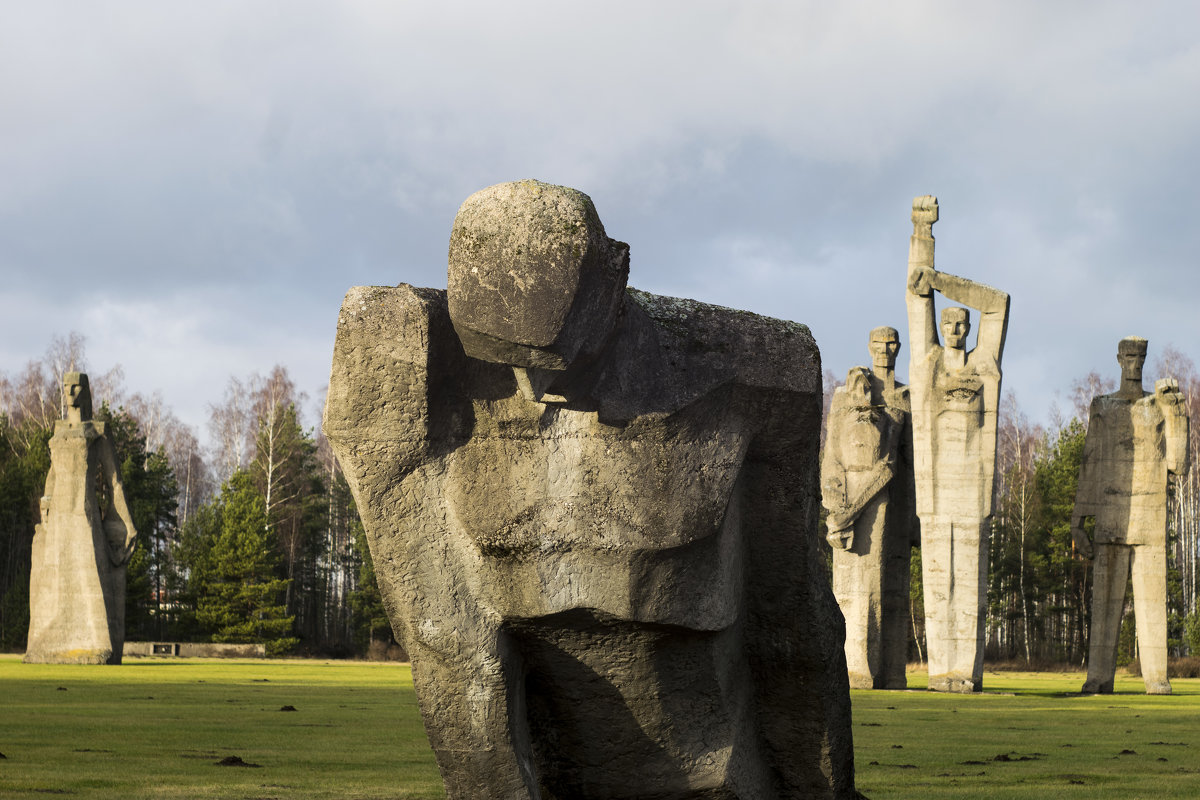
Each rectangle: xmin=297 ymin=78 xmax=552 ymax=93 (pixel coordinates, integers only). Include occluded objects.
xmin=3 ymin=1 xmax=1199 ymax=444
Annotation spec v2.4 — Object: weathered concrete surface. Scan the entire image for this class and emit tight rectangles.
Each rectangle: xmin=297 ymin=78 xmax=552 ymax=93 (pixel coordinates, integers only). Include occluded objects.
xmin=24 ymin=373 xmax=138 ymax=665
xmin=822 ymin=327 xmax=917 ymax=689
xmin=324 ymin=180 xmax=857 ymax=799
xmin=905 ymin=196 xmax=1010 ymax=693
xmin=124 ymin=642 xmax=267 ymax=658
xmin=1073 ymin=337 xmax=1189 ymax=695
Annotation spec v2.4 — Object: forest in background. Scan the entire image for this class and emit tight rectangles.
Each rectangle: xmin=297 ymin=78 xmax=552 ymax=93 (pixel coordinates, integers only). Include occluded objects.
xmin=0 ymin=333 xmax=395 ymax=658
xmin=6 ymin=330 xmax=1200 ymax=666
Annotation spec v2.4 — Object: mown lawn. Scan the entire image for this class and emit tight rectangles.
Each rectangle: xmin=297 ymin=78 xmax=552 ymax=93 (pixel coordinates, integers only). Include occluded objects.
xmin=0 ymin=655 xmax=443 ymax=799
xmin=3 ymin=656 xmax=1199 ymax=798
xmin=853 ymin=670 xmax=1200 ymax=799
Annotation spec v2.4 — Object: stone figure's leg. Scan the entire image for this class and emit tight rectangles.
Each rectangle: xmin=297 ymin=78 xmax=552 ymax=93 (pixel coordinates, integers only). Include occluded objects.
xmin=880 ymin=510 xmax=912 ymax=690
xmin=1131 ymin=544 xmax=1172 ymax=695
xmin=960 ymin=519 xmax=988 ymax=691
xmin=924 ymin=518 xmax=985 ymax=692
xmin=835 ymin=494 xmax=886 ymax=689
xmin=831 ymin=546 xmax=869 ymax=689
xmin=921 ymin=518 xmax=952 ymax=689
xmin=408 ymin=633 xmax=540 ymax=800
xmin=1083 ymin=544 xmax=1131 ymax=694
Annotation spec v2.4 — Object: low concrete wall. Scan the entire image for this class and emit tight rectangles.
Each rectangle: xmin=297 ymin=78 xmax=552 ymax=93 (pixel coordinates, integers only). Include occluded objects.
xmin=125 ymin=642 xmax=267 ymax=658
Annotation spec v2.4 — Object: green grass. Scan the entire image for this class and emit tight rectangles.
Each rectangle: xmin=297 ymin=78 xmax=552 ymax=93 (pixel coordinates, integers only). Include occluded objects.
xmin=853 ymin=669 xmax=1200 ymax=799
xmin=3 ymin=657 xmax=1200 ymax=799
xmin=0 ymin=654 xmax=444 ymax=799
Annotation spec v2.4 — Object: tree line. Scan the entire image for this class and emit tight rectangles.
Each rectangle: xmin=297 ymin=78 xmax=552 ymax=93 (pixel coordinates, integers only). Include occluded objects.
xmin=10 ymin=330 xmax=1200 ymax=665
xmin=824 ymin=343 xmax=1200 ymax=668
xmin=0 ymin=333 xmax=395 ymax=657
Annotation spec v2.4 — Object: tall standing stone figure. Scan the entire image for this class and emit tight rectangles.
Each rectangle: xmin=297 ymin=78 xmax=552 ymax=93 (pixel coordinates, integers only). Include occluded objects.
xmin=24 ymin=372 xmax=138 ymax=665
xmin=1073 ymin=337 xmax=1189 ymax=695
xmin=822 ymin=327 xmax=918 ymax=689
xmin=905 ymin=196 xmax=1010 ymax=693
xmin=324 ymin=180 xmax=857 ymax=799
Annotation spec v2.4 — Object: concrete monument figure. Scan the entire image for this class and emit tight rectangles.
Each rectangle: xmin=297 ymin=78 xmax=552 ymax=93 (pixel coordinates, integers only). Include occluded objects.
xmin=324 ymin=180 xmax=856 ymax=799
xmin=1073 ymin=337 xmax=1189 ymax=695
xmin=822 ymin=327 xmax=917 ymax=689
xmin=24 ymin=372 xmax=138 ymax=665
xmin=905 ymin=196 xmax=1010 ymax=693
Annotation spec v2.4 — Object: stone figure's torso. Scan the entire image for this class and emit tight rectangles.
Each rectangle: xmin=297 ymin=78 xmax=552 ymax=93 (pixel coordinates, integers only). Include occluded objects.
xmin=396 ymin=384 xmax=755 ymax=635
xmin=826 ymin=406 xmax=901 ymax=503
xmin=46 ymin=422 xmax=102 ymax=522
xmin=911 ymin=349 xmax=1000 ymax=519
xmin=844 ymin=407 xmax=892 ymax=467
xmin=1080 ymin=394 xmax=1170 ymax=546
xmin=446 ymin=394 xmax=751 ymax=558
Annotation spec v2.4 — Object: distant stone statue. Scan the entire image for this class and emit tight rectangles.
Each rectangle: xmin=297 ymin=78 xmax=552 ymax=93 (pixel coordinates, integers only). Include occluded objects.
xmin=324 ymin=180 xmax=857 ymax=799
xmin=822 ymin=327 xmax=917 ymax=689
xmin=24 ymin=372 xmax=138 ymax=665
xmin=905 ymin=196 xmax=1010 ymax=693
xmin=1073 ymin=337 xmax=1189 ymax=695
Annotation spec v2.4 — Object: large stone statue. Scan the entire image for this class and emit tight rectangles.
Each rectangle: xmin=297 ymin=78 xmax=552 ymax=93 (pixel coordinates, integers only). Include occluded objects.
xmin=822 ymin=327 xmax=917 ymax=689
xmin=324 ymin=180 xmax=856 ymax=799
xmin=24 ymin=372 xmax=138 ymax=665
xmin=1073 ymin=337 xmax=1189 ymax=695
xmin=905 ymin=196 xmax=1010 ymax=693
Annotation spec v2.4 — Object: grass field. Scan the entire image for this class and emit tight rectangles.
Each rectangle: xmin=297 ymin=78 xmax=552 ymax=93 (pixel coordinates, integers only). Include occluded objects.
xmin=853 ymin=671 xmax=1200 ymax=799
xmin=3 ymin=655 xmax=1199 ymax=798
xmin=0 ymin=655 xmax=443 ymax=799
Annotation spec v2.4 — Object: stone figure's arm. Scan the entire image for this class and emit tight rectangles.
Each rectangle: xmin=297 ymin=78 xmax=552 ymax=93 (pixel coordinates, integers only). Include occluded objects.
xmin=921 ymin=268 xmax=1011 ymax=364
xmin=323 ymin=284 xmax=477 ymax=656
xmin=97 ymin=433 xmax=138 ymax=566
xmin=906 ymin=195 xmax=940 ymax=361
xmin=1157 ymin=378 xmax=1191 ymax=479
xmin=1070 ymin=404 xmax=1103 ymax=559
xmin=826 ymin=410 xmax=902 ymax=540
xmin=819 ymin=391 xmax=850 ymax=540
xmin=828 ymin=461 xmax=895 ymax=534
xmin=39 ymin=451 xmax=56 ymax=525
xmin=324 ymin=285 xmax=465 ymax=482
xmin=896 ymin=396 xmax=921 ymax=547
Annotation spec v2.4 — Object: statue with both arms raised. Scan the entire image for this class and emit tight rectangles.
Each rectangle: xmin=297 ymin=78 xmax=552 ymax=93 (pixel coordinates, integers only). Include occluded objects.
xmin=1073 ymin=336 xmax=1189 ymax=695
xmin=905 ymin=195 xmax=1010 ymax=693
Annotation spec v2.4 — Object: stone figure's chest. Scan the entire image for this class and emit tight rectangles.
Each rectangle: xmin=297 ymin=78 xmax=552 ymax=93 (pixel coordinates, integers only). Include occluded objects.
xmin=444 ymin=398 xmax=752 ymax=555
xmin=1096 ymin=403 xmax=1165 ymax=464
xmin=841 ymin=409 xmax=893 ymax=468
xmin=935 ymin=370 xmax=985 ymax=412
xmin=48 ymin=429 xmax=99 ymax=510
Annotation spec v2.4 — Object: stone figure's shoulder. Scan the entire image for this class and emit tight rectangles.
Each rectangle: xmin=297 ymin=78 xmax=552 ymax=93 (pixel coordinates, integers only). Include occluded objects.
xmin=324 ymin=284 xmax=462 ymax=443
xmin=334 ymin=283 xmax=450 ymax=351
xmin=627 ymin=288 xmax=820 ymax=396
xmin=1092 ymin=392 xmax=1134 ymax=413
xmin=886 ymin=382 xmax=910 ymax=412
xmin=824 ymin=383 xmax=854 ymax=418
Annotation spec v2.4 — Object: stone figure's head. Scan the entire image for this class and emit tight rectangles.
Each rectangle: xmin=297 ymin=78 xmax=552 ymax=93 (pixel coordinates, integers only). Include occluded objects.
xmin=1117 ymin=336 xmax=1148 ymax=384
xmin=941 ymin=307 xmax=970 ymax=351
xmin=63 ymin=372 xmax=92 ymax=423
xmin=868 ymin=326 xmax=900 ymax=370
xmin=447 ymin=179 xmax=630 ymax=402
xmin=844 ymin=366 xmax=873 ymax=408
